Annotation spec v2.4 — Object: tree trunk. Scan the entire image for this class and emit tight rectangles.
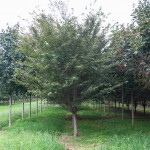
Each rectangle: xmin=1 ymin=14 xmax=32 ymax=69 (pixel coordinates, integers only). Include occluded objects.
xmin=10 ymin=95 xmax=13 ymax=105
xmin=22 ymin=95 xmax=24 ymax=119
xmin=131 ymin=89 xmax=134 ymax=127
xmin=122 ymin=85 xmax=124 ymax=120
xmin=72 ymin=112 xmax=78 ymax=137
xmin=29 ymin=94 xmax=32 ymax=118
xmin=9 ymin=95 xmax=12 ymax=127
xmin=36 ymin=96 xmax=38 ymax=115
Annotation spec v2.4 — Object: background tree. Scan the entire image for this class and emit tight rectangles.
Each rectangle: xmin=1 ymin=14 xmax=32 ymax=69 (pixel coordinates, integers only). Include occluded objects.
xmin=0 ymin=25 xmax=20 ymax=126
xmin=132 ymin=0 xmax=150 ymax=89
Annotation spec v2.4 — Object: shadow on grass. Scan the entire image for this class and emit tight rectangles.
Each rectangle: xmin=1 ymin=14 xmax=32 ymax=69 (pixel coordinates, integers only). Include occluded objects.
xmin=2 ymin=105 xmax=150 ymax=150
xmin=63 ymin=106 xmax=150 ymax=147
xmin=3 ymin=107 xmax=67 ymax=135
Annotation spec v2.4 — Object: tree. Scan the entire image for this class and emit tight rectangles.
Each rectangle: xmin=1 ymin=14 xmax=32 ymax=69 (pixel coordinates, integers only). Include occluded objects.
xmin=132 ymin=0 xmax=150 ymax=89
xmin=0 ymin=25 xmax=20 ymax=126
xmin=0 ymin=24 xmax=27 ymax=125
xmin=109 ymin=23 xmax=143 ymax=125
xmin=19 ymin=1 xmax=109 ymax=137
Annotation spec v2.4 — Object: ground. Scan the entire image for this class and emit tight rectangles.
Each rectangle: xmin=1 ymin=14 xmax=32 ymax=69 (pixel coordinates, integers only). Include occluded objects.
xmin=0 ymin=102 xmax=150 ymax=150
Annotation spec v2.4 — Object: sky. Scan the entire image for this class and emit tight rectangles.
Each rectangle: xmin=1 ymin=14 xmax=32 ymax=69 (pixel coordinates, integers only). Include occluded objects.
xmin=0 ymin=0 xmax=139 ymax=30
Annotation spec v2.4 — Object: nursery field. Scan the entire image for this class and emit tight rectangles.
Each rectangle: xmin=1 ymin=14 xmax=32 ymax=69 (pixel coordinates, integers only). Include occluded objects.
xmin=0 ymin=0 xmax=150 ymax=149
xmin=0 ymin=103 xmax=150 ymax=150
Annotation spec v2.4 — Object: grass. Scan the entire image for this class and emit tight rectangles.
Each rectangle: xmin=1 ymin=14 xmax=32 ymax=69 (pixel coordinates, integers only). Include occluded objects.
xmin=0 ymin=131 xmax=64 ymax=150
xmin=0 ymin=102 xmax=38 ymax=129
xmin=0 ymin=103 xmax=66 ymax=150
xmin=0 ymin=102 xmax=150 ymax=149
xmin=63 ymin=106 xmax=150 ymax=150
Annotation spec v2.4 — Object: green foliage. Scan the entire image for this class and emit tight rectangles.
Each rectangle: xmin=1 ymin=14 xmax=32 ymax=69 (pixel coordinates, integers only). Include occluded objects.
xmin=132 ymin=0 xmax=150 ymax=88
xmin=0 ymin=24 xmax=26 ymax=96
xmin=19 ymin=1 xmax=109 ymax=113
xmin=0 ymin=25 xmax=18 ymax=94
xmin=108 ymin=0 xmax=150 ymax=104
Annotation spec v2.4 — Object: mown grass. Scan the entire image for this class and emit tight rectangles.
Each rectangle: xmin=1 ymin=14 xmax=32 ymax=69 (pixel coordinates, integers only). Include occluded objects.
xmin=0 ymin=102 xmax=38 ymax=129
xmin=0 ymin=104 xmax=66 ymax=150
xmin=63 ymin=106 xmax=150 ymax=150
xmin=0 ymin=103 xmax=150 ymax=150
xmin=0 ymin=131 xmax=64 ymax=150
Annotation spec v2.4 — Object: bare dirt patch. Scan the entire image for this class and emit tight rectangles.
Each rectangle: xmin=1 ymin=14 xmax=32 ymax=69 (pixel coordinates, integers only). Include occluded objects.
xmin=60 ymin=135 xmax=76 ymax=150
xmin=60 ymin=135 xmax=99 ymax=150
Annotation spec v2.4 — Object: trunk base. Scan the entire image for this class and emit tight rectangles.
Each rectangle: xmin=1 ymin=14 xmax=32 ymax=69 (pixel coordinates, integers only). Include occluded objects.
xmin=72 ymin=113 xmax=78 ymax=138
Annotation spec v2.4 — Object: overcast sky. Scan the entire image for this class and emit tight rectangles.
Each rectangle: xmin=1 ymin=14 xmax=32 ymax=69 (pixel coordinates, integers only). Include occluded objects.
xmin=0 ymin=0 xmax=138 ymax=30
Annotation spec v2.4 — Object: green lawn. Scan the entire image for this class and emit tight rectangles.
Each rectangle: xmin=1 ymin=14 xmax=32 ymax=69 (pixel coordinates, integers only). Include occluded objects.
xmin=0 ymin=103 xmax=150 ymax=150
xmin=0 ymin=102 xmax=38 ymax=128
xmin=0 ymin=104 xmax=65 ymax=150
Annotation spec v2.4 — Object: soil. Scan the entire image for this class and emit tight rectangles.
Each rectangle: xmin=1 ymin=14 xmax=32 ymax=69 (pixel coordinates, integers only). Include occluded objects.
xmin=60 ymin=135 xmax=99 ymax=150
